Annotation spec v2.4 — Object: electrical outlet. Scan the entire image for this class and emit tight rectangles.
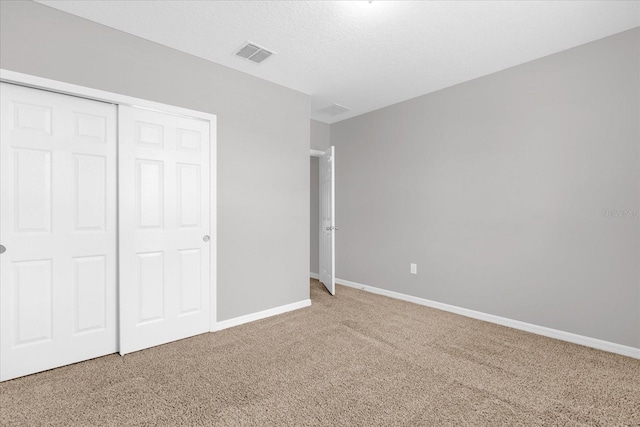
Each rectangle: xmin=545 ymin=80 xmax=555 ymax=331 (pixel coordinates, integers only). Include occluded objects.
xmin=410 ymin=263 xmax=417 ymax=274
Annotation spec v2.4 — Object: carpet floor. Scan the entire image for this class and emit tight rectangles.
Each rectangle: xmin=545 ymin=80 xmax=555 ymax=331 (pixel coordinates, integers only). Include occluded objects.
xmin=1 ymin=279 xmax=638 ymax=426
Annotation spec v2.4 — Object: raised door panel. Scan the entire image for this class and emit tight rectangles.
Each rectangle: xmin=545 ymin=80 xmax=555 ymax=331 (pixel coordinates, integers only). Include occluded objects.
xmin=178 ymin=249 xmax=202 ymax=315
xmin=13 ymin=103 xmax=52 ymax=134
xmin=13 ymin=259 xmax=53 ymax=346
xmin=74 ymin=154 xmax=106 ymax=231
xmin=73 ymin=256 xmax=107 ymax=334
xmin=136 ymin=251 xmax=165 ymax=324
xmin=136 ymin=160 xmax=164 ymax=229
xmin=136 ymin=121 xmax=164 ymax=148
xmin=14 ymin=149 xmax=52 ymax=233
xmin=74 ymin=112 xmax=107 ymax=142
xmin=177 ymin=128 xmax=201 ymax=152
xmin=177 ymin=163 xmax=201 ymax=228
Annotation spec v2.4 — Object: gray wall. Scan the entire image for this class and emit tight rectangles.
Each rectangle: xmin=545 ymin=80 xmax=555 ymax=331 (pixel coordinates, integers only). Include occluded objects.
xmin=0 ymin=1 xmax=310 ymax=321
xmin=311 ymin=119 xmax=331 ymax=151
xmin=310 ymin=120 xmax=329 ymax=276
xmin=310 ymin=157 xmax=319 ymax=275
xmin=331 ymin=28 xmax=640 ymax=348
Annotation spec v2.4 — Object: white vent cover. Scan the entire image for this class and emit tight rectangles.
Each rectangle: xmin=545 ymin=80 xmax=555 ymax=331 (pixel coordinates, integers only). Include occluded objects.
xmin=235 ymin=42 xmax=274 ymax=64
xmin=318 ymin=104 xmax=351 ymax=116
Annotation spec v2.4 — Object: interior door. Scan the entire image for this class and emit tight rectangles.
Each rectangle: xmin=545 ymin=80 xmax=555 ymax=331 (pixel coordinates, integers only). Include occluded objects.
xmin=319 ymin=146 xmax=335 ymax=295
xmin=0 ymin=83 xmax=117 ymax=381
xmin=118 ymin=106 xmax=211 ymax=355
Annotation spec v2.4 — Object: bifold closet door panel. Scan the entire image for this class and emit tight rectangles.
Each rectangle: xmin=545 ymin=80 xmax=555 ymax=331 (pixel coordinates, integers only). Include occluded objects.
xmin=0 ymin=83 xmax=117 ymax=381
xmin=119 ymin=106 xmax=211 ymax=355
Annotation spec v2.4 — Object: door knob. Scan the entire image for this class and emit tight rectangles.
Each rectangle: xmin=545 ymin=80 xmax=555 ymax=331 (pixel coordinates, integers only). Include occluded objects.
xmin=203 ymin=235 xmax=210 ymax=242
xmin=0 ymin=245 xmax=5 ymax=254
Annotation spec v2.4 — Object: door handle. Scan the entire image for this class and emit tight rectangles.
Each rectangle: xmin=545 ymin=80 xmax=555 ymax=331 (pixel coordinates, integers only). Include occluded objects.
xmin=0 ymin=245 xmax=5 ymax=254
xmin=203 ymin=235 xmax=210 ymax=242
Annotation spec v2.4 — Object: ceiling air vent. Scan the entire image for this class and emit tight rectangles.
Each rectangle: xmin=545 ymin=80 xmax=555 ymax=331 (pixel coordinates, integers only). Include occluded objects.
xmin=235 ymin=42 xmax=275 ymax=64
xmin=318 ymin=104 xmax=351 ymax=116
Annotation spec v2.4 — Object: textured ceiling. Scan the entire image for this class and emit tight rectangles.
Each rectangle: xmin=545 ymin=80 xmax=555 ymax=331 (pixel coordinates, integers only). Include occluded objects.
xmin=38 ymin=1 xmax=640 ymax=123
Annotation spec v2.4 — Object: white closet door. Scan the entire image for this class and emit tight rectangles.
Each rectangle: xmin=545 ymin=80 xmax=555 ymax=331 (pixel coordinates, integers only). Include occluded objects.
xmin=119 ymin=106 xmax=211 ymax=355
xmin=0 ymin=83 xmax=117 ymax=381
xmin=319 ymin=146 xmax=335 ymax=295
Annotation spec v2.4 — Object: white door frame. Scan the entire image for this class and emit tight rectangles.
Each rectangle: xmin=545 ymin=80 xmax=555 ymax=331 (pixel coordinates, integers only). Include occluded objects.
xmin=0 ymin=69 xmax=218 ymax=333
xmin=310 ymin=148 xmax=335 ymax=294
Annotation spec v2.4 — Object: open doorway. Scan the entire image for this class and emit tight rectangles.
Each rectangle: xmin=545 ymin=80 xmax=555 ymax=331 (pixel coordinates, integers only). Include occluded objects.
xmin=310 ymin=147 xmax=335 ymax=295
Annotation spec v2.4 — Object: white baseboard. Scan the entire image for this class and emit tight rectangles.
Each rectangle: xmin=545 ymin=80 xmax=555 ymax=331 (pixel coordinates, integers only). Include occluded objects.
xmin=214 ymin=299 xmax=311 ymax=332
xmin=310 ymin=272 xmax=319 ymax=280
xmin=336 ymin=278 xmax=640 ymax=360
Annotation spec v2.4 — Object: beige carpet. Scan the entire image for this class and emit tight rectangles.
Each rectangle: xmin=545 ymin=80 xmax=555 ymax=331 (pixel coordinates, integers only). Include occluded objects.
xmin=1 ymin=279 xmax=638 ymax=426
